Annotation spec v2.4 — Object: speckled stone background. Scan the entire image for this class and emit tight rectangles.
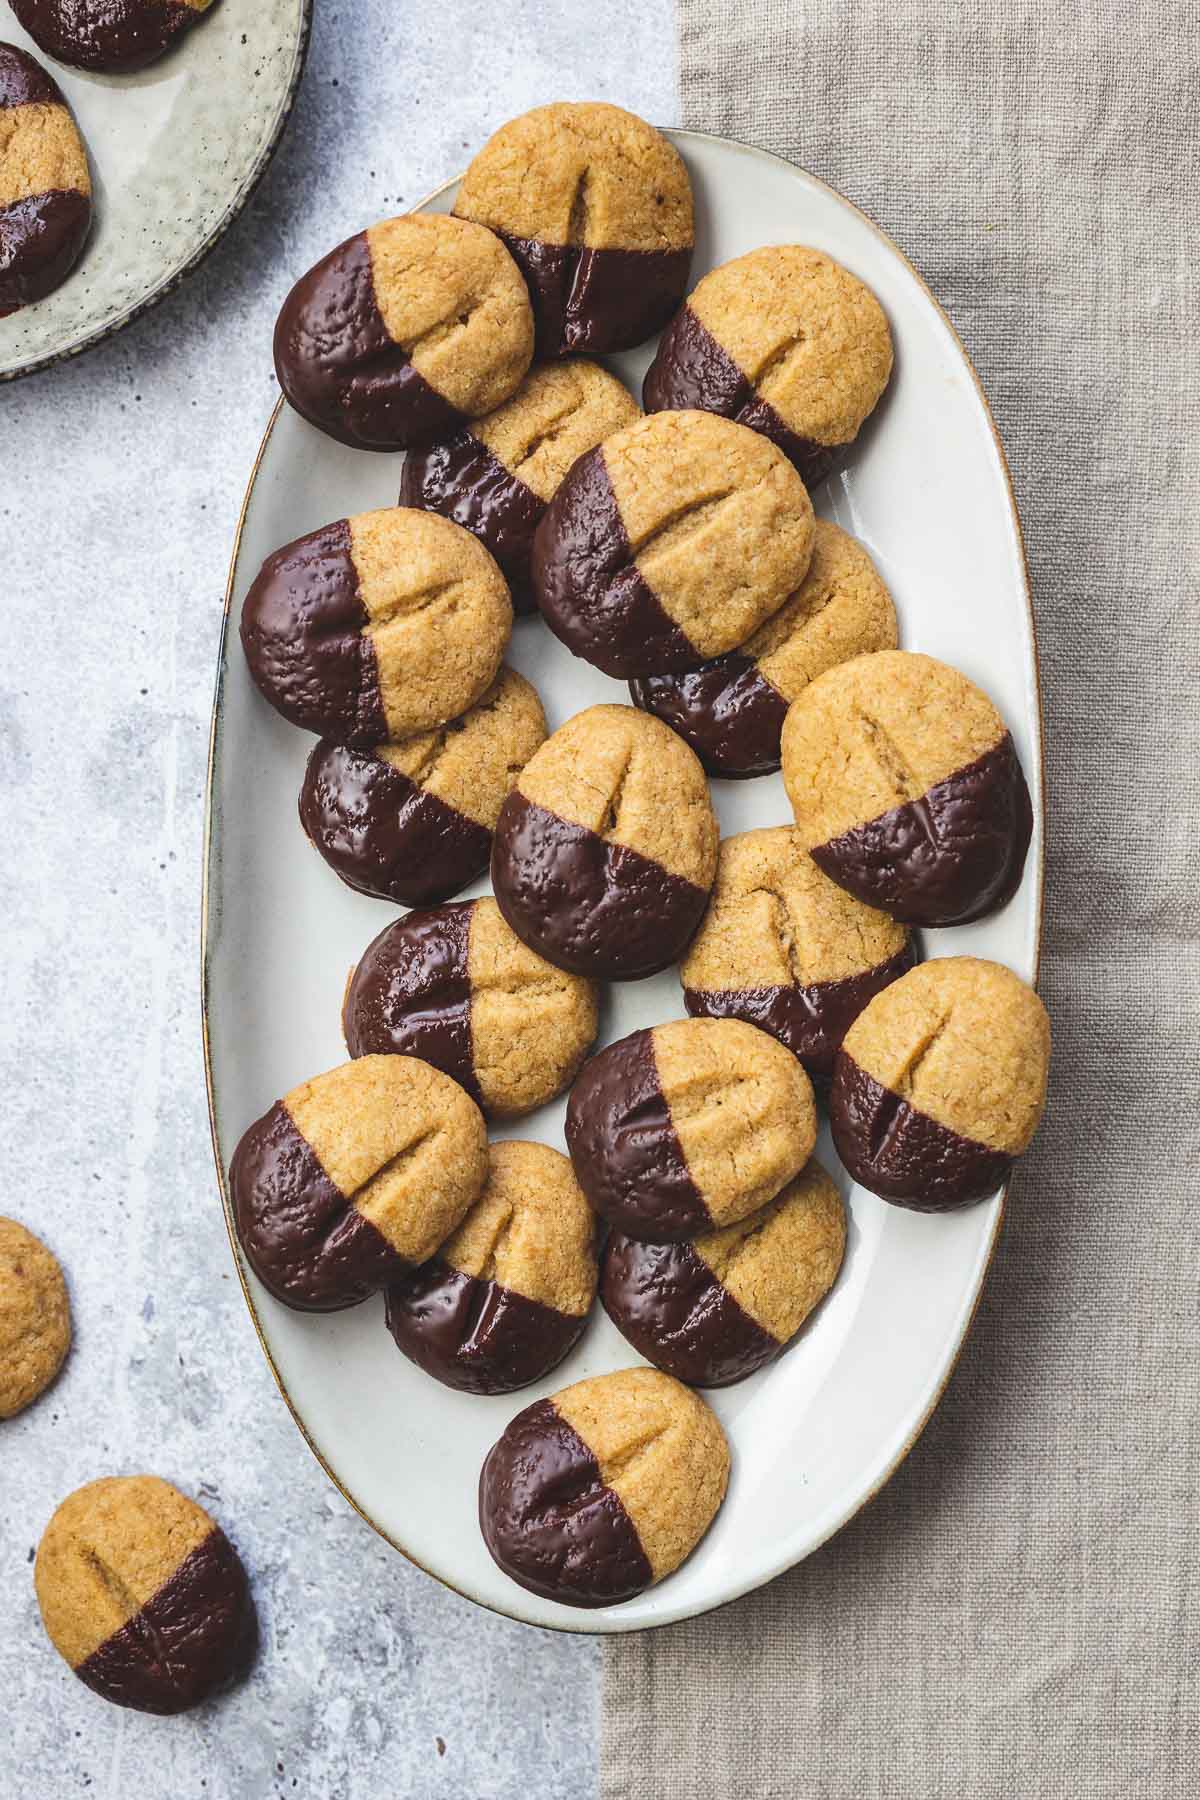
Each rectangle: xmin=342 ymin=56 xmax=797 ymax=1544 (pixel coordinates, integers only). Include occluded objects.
xmin=1 ymin=7 xmax=675 ymax=1793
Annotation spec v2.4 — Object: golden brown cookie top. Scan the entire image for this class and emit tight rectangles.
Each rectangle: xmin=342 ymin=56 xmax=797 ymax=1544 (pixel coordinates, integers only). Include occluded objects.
xmin=440 ymin=1140 xmax=596 ymax=1316
xmin=0 ymin=1217 xmax=70 ymax=1419
xmin=378 ymin=666 xmax=545 ymax=831
xmin=465 ymin=899 xmax=600 ymax=1117
xmin=741 ymin=519 xmax=898 ymax=701
xmin=843 ymin=957 xmax=1051 ymax=1152
xmin=693 ymin=1159 xmax=846 ymax=1343
xmin=0 ymin=94 xmax=90 ymax=209
xmin=471 ymin=359 xmax=641 ymax=501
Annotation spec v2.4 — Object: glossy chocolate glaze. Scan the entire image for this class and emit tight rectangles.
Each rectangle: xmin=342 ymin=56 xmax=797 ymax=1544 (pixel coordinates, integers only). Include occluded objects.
xmin=342 ymin=903 xmax=479 ymax=1104
xmin=0 ymin=188 xmax=91 ymax=311
xmin=239 ymin=518 xmax=387 ymax=744
xmin=8 ymin=0 xmax=204 ymax=74
xmin=300 ymin=739 xmax=491 ymax=906
xmin=601 ymin=1233 xmax=778 ymax=1387
xmin=811 ymin=733 xmax=1034 ymax=927
xmin=479 ymin=1397 xmax=652 ymax=1606
xmin=531 ymin=446 xmax=701 ymax=677
xmin=0 ymin=38 xmax=64 ymax=103
xmin=684 ymin=940 xmax=918 ymax=1086
xmin=399 ymin=431 xmax=545 ymax=615
xmin=273 ymin=229 xmax=462 ymax=452
xmin=565 ymin=1028 xmax=711 ymax=1240
xmin=76 ymin=1527 xmax=256 ymax=1715
xmin=229 ymin=1100 xmax=406 ymax=1311
xmin=498 ymin=234 xmax=691 ymax=360
xmin=386 ymin=1262 xmax=585 ymax=1394
xmin=629 ymin=654 xmax=789 ymax=779
xmin=491 ymin=792 xmax=709 ymax=982
xmin=829 ymin=1050 xmax=1012 ymax=1210
xmin=644 ymin=305 xmax=843 ymax=489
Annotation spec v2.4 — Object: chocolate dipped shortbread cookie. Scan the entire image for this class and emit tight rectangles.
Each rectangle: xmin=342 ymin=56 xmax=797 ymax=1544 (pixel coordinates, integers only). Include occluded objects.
xmin=274 ymin=212 xmax=533 ymax=451
xmin=479 ymin=1367 xmax=728 ymax=1607
xmin=399 ymin=359 xmax=639 ymax=613
xmin=630 ymin=520 xmax=897 ymax=779
xmin=0 ymin=44 xmax=90 ymax=313
xmin=343 ymin=898 xmax=598 ymax=1119
xmin=532 ymin=409 xmax=815 ymax=679
xmin=299 ymin=667 xmax=545 ymax=906
xmin=491 ymin=704 xmax=718 ymax=981
xmin=11 ymin=0 xmax=216 ymax=73
xmin=644 ymin=245 xmax=893 ymax=488
xmin=680 ymin=827 xmax=915 ymax=1084
xmin=386 ymin=1141 xmax=596 ymax=1394
xmin=36 ymin=1477 xmax=254 ymax=1714
xmin=566 ymin=1017 xmax=816 ymax=1241
xmin=782 ymin=651 xmax=1033 ymax=926
xmin=241 ymin=507 xmax=512 ymax=745
xmin=0 ymin=1217 xmax=70 ymax=1418
xmin=602 ymin=1159 xmax=846 ymax=1387
xmin=830 ymin=957 xmax=1050 ymax=1210
xmin=453 ymin=102 xmax=693 ymax=358
xmin=230 ymin=1055 xmax=487 ymax=1310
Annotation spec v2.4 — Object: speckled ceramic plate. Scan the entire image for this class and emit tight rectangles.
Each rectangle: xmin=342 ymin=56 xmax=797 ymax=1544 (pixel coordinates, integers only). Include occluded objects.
xmin=204 ymin=130 xmax=1044 ymax=1633
xmin=0 ymin=0 xmax=310 ymax=380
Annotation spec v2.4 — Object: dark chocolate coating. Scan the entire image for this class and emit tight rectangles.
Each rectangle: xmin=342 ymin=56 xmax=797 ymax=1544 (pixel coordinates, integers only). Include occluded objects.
xmin=498 ymin=234 xmax=691 ymax=360
xmin=811 ymin=733 xmax=1034 ymax=928
xmin=0 ymin=38 xmax=65 ymax=103
xmin=342 ymin=903 xmax=479 ymax=1105
xmin=399 ymin=431 xmax=545 ymax=615
xmin=0 ymin=45 xmax=90 ymax=313
xmin=643 ymin=304 xmax=842 ymax=489
xmin=239 ymin=518 xmax=388 ymax=745
xmin=273 ymin=229 xmax=462 ymax=452
xmin=300 ymin=739 xmax=491 ymax=906
xmin=684 ymin=940 xmax=918 ymax=1086
xmin=829 ymin=1050 xmax=1012 ymax=1210
xmin=530 ymin=446 xmax=702 ymax=677
xmin=8 ymin=0 xmax=207 ymax=74
xmin=75 ymin=1527 xmax=256 ymax=1715
xmin=385 ymin=1262 xmax=586 ymax=1394
xmin=479 ymin=1398 xmax=652 ymax=1606
xmin=229 ymin=1100 xmax=406 ymax=1311
xmin=565 ymin=1029 xmax=711 ymax=1240
xmin=601 ymin=1234 xmax=779 ymax=1388
xmin=629 ymin=653 xmax=789 ymax=779
xmin=491 ymin=792 xmax=709 ymax=982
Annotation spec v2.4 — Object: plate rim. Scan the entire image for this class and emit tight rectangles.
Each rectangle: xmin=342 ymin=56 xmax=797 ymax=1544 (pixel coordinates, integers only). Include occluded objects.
xmin=0 ymin=0 xmax=314 ymax=385
xmin=201 ymin=127 xmax=1046 ymax=1633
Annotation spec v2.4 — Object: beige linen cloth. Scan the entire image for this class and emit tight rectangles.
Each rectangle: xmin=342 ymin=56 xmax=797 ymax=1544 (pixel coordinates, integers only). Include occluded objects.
xmin=602 ymin=4 xmax=1200 ymax=1794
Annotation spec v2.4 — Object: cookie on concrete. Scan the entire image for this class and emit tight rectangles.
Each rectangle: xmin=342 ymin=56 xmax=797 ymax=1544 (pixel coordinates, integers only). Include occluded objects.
xmin=0 ymin=44 xmax=90 ymax=313
xmin=491 ymin=703 xmax=718 ymax=981
xmin=385 ymin=1141 xmax=597 ymax=1394
xmin=453 ymin=101 xmax=693 ymax=358
xmin=343 ymin=897 xmax=599 ymax=1119
xmin=830 ymin=956 xmax=1051 ymax=1210
xmin=10 ymin=0 xmax=216 ymax=73
xmin=644 ymin=245 xmax=893 ymax=488
xmin=533 ymin=409 xmax=815 ymax=679
xmin=230 ymin=1055 xmax=488 ymax=1310
xmin=566 ymin=1017 xmax=817 ymax=1241
xmin=35 ymin=1476 xmax=255 ymax=1713
xmin=274 ymin=212 xmax=534 ymax=451
xmin=241 ymin=507 xmax=512 ymax=745
xmin=781 ymin=650 xmax=1033 ymax=926
xmin=0 ymin=1217 xmax=70 ymax=1418
xmin=479 ymin=1367 xmax=728 ymax=1607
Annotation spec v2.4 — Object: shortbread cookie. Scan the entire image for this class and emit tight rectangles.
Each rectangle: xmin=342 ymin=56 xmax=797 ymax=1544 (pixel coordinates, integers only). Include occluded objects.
xmin=35 ymin=1476 xmax=254 ymax=1714
xmin=299 ymin=667 xmax=545 ymax=906
xmin=566 ymin=1018 xmax=816 ymax=1241
xmin=491 ymin=704 xmax=718 ymax=981
xmin=0 ymin=44 xmax=90 ymax=313
xmin=0 ymin=1217 xmax=70 ymax=1418
xmin=680 ymin=828 xmax=915 ymax=1083
xmin=453 ymin=102 xmax=693 ymax=358
xmin=399 ymin=359 xmax=640 ymax=613
xmin=479 ymin=1367 xmax=728 ymax=1606
xmin=230 ymin=1055 xmax=487 ymax=1310
xmin=830 ymin=957 xmax=1050 ymax=1210
xmin=241 ymin=508 xmax=512 ymax=744
xmin=781 ymin=651 xmax=1033 ymax=926
xmin=630 ymin=520 xmax=897 ymax=778
xmin=644 ymin=245 xmax=893 ymax=487
xmin=385 ymin=1141 xmax=596 ymax=1394
xmin=602 ymin=1160 xmax=845 ymax=1387
xmin=343 ymin=898 xmax=598 ymax=1118
xmin=10 ymin=0 xmax=216 ymax=73
xmin=533 ymin=409 xmax=815 ymax=678
xmin=274 ymin=212 xmax=533 ymax=451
